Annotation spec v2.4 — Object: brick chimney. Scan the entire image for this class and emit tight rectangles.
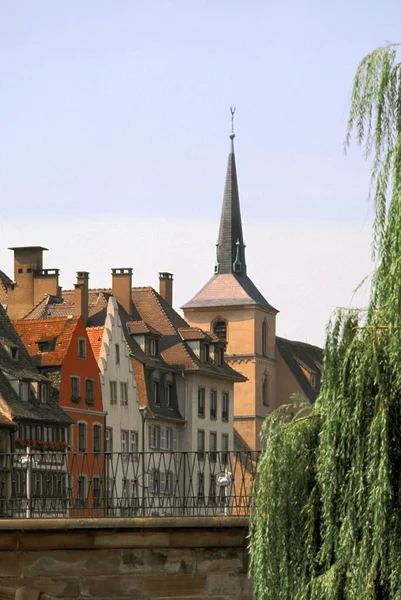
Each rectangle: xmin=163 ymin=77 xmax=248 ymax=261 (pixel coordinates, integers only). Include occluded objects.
xmin=7 ymin=246 xmax=48 ymax=319
xmin=33 ymin=269 xmax=60 ymax=305
xmin=159 ymin=272 xmax=173 ymax=306
xmin=74 ymin=272 xmax=89 ymax=325
xmin=111 ymin=268 xmax=132 ymax=315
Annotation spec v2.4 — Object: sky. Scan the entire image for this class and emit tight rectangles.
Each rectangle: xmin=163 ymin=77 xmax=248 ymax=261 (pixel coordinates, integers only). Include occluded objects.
xmin=0 ymin=1 xmax=400 ymax=345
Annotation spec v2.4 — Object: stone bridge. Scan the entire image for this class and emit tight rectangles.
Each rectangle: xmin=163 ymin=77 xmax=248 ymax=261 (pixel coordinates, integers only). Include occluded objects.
xmin=0 ymin=517 xmax=252 ymax=600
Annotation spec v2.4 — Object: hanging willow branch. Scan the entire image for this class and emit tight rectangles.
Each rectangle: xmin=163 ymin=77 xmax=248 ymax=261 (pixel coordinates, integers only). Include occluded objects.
xmin=249 ymin=43 xmax=401 ymax=600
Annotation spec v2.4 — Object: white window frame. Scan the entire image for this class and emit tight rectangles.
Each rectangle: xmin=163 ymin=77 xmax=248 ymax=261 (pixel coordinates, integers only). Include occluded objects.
xmin=149 ymin=425 xmax=160 ymax=450
xmin=120 ymin=382 xmax=128 ymax=406
xmin=121 ymin=430 xmax=128 ymax=459
xmin=130 ymin=431 xmax=138 ymax=459
xmin=105 ymin=428 xmax=113 ymax=453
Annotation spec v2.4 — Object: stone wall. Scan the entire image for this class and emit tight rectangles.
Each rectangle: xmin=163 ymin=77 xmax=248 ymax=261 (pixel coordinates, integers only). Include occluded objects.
xmin=0 ymin=517 xmax=252 ymax=600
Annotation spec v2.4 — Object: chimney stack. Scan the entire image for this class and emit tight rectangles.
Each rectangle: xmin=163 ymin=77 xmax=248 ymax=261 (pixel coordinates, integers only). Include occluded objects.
xmin=112 ymin=268 xmax=133 ymax=315
xmin=7 ymin=246 xmax=48 ymax=319
xmin=74 ymin=271 xmax=89 ymax=325
xmin=159 ymin=272 xmax=173 ymax=306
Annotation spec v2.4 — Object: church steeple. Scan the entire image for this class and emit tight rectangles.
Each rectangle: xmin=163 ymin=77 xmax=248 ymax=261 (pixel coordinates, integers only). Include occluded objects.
xmin=214 ymin=108 xmax=247 ymax=276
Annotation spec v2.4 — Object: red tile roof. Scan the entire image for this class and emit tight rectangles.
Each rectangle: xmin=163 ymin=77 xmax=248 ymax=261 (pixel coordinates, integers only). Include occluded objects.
xmin=13 ymin=317 xmax=79 ymax=366
xmin=86 ymin=326 xmax=104 ymax=362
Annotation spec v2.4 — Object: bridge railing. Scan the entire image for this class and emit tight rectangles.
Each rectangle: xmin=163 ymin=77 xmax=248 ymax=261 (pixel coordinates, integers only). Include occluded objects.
xmin=0 ymin=450 xmax=260 ymax=519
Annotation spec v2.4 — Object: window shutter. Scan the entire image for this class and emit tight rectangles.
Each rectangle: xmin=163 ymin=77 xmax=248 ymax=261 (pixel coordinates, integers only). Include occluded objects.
xmin=172 ymin=429 xmax=178 ymax=452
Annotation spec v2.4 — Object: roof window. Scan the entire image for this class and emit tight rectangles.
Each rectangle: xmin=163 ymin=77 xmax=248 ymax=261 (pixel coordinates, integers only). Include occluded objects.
xmin=10 ymin=346 xmax=19 ymax=361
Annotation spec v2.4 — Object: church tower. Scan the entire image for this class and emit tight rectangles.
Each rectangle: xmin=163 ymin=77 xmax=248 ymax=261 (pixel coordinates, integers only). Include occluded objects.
xmin=182 ymin=117 xmax=278 ymax=450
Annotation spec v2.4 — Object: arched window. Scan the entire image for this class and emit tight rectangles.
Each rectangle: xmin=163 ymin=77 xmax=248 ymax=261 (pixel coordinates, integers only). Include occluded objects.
xmin=214 ymin=320 xmax=227 ymax=341
xmin=262 ymin=374 xmax=269 ymax=407
xmin=262 ymin=320 xmax=268 ymax=357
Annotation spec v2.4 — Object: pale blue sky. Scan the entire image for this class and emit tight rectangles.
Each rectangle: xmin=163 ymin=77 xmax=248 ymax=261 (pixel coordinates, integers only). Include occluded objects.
xmin=1 ymin=1 xmax=400 ymax=222
xmin=0 ymin=2 xmax=399 ymax=344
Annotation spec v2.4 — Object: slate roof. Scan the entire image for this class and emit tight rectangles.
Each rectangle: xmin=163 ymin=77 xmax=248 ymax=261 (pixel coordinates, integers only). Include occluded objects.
xmin=13 ymin=317 xmax=79 ymax=367
xmin=182 ymin=273 xmax=278 ymax=312
xmin=276 ymin=336 xmax=323 ymax=404
xmin=126 ymin=321 xmax=162 ymax=336
xmin=178 ymin=327 xmax=211 ymax=341
xmin=25 ymin=290 xmax=113 ymax=326
xmin=216 ymin=139 xmax=247 ymax=276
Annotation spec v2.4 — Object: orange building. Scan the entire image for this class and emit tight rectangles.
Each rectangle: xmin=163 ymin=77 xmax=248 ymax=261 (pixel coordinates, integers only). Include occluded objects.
xmin=14 ymin=317 xmax=105 ymax=513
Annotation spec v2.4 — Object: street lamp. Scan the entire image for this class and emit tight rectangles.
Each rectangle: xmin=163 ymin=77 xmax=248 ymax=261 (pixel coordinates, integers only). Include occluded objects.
xmin=139 ymin=406 xmax=149 ymax=516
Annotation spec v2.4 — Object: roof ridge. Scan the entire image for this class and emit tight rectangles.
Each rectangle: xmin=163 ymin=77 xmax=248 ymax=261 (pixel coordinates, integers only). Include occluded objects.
xmin=276 ymin=336 xmax=323 ymax=352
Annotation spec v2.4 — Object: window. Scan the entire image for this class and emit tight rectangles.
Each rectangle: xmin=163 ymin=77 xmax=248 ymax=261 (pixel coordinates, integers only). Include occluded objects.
xmin=77 ymin=476 xmax=86 ymax=508
xmin=262 ymin=320 xmax=268 ymax=357
xmin=262 ymin=375 xmax=269 ymax=407
xmin=202 ymin=343 xmax=210 ymax=362
xmin=197 ymin=473 xmax=205 ymax=503
xmin=39 ymin=383 xmax=48 ymax=403
xmin=208 ymin=475 xmax=216 ymax=505
xmin=209 ymin=432 xmax=217 ymax=462
xmin=92 ymin=477 xmax=101 ymax=509
xmin=19 ymin=381 xmax=29 ymax=402
xmin=71 ymin=376 xmax=80 ymax=403
xmin=160 ymin=471 xmax=173 ymax=495
xmin=210 ymin=390 xmax=217 ymax=419
xmin=197 ymin=429 xmax=205 ymax=459
xmin=150 ymin=339 xmax=158 ymax=356
xmin=78 ymin=422 xmax=87 ymax=453
xmin=10 ymin=346 xmax=19 ymax=361
xmin=222 ymin=434 xmax=229 ymax=465
xmin=38 ymin=341 xmax=51 ymax=353
xmin=120 ymin=382 xmax=128 ymax=406
xmin=130 ymin=431 xmax=138 ymax=459
xmin=222 ymin=392 xmax=229 ymax=421
xmin=160 ymin=426 xmax=174 ymax=451
xmin=105 ymin=428 xmax=113 ymax=453
xmin=115 ymin=344 xmax=120 ymax=365
xmin=218 ymin=347 xmax=225 ymax=367
xmin=85 ymin=378 xmax=95 ymax=405
xmin=110 ymin=381 xmax=117 ymax=405
xmin=166 ymin=383 xmax=173 ymax=408
xmin=121 ymin=430 xmax=128 ymax=459
xmin=93 ymin=424 xmax=102 ymax=453
xmin=310 ymin=373 xmax=317 ymax=389
xmin=149 ymin=425 xmax=160 ymax=450
xmin=198 ymin=387 xmax=205 ymax=417
xmin=214 ymin=320 xmax=227 ymax=341
xmin=148 ymin=469 xmax=160 ymax=494
xmin=152 ymin=381 xmax=160 ymax=405
xmin=78 ymin=338 xmax=86 ymax=359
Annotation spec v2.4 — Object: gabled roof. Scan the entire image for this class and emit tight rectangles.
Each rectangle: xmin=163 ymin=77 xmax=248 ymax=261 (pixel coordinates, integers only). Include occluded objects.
xmin=13 ymin=317 xmax=79 ymax=367
xmin=86 ymin=326 xmax=104 ymax=362
xmin=0 ymin=305 xmax=47 ymax=382
xmin=126 ymin=320 xmax=162 ymax=337
xmin=178 ymin=327 xmax=211 ymax=341
xmin=182 ymin=273 xmax=278 ymax=312
xmin=276 ymin=336 xmax=323 ymax=404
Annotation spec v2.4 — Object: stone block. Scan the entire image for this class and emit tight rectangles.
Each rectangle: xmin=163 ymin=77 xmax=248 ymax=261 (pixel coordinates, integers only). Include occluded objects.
xmin=80 ymin=574 xmax=143 ymax=598
xmin=19 ymin=532 xmax=94 ymax=551
xmin=207 ymin=573 xmax=243 ymax=596
xmin=142 ymin=573 xmax=207 ymax=597
xmin=22 ymin=549 xmax=123 ymax=577
xmin=94 ymin=530 xmax=171 ymax=549
xmin=195 ymin=547 xmax=244 ymax=574
xmin=15 ymin=587 xmax=40 ymax=600
xmin=0 ymin=578 xmax=79 ymax=598
xmin=0 ymin=552 xmax=23 ymax=577
xmin=170 ymin=529 xmax=245 ymax=549
xmin=0 ymin=533 xmax=19 ymax=550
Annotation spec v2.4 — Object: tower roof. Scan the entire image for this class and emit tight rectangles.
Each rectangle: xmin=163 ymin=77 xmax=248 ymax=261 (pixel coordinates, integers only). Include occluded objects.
xmin=215 ymin=131 xmax=247 ymax=276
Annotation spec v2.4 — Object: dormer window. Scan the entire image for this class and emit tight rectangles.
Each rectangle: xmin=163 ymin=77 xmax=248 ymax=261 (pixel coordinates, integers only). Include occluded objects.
xmin=218 ymin=347 xmax=225 ymax=367
xmin=310 ymin=373 xmax=317 ymax=389
xmin=153 ymin=381 xmax=160 ymax=405
xmin=40 ymin=383 xmax=48 ymax=403
xmin=150 ymin=339 xmax=159 ymax=357
xmin=19 ymin=381 xmax=29 ymax=402
xmin=37 ymin=340 xmax=54 ymax=353
xmin=10 ymin=346 xmax=19 ymax=361
xmin=201 ymin=343 xmax=210 ymax=362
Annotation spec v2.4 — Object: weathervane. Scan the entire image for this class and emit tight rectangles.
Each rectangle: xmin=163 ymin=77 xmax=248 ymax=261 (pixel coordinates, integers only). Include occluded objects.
xmin=230 ymin=106 xmax=236 ymax=137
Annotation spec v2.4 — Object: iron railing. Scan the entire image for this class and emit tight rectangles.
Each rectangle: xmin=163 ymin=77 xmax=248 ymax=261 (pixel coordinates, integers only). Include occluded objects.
xmin=0 ymin=450 xmax=259 ymax=519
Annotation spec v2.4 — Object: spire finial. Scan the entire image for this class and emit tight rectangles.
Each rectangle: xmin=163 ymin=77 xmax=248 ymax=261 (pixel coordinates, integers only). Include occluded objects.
xmin=229 ymin=106 xmax=236 ymax=152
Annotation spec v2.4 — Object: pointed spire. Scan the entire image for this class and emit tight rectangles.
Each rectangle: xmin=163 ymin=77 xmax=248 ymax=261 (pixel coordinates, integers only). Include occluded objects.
xmin=215 ymin=108 xmax=247 ymax=276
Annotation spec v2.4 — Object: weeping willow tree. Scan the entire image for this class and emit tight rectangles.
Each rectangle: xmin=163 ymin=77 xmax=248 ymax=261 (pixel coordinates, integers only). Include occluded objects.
xmin=249 ymin=43 xmax=401 ymax=600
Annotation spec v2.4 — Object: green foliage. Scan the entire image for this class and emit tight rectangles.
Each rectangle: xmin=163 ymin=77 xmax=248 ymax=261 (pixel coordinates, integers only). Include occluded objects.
xmin=249 ymin=43 xmax=401 ymax=600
